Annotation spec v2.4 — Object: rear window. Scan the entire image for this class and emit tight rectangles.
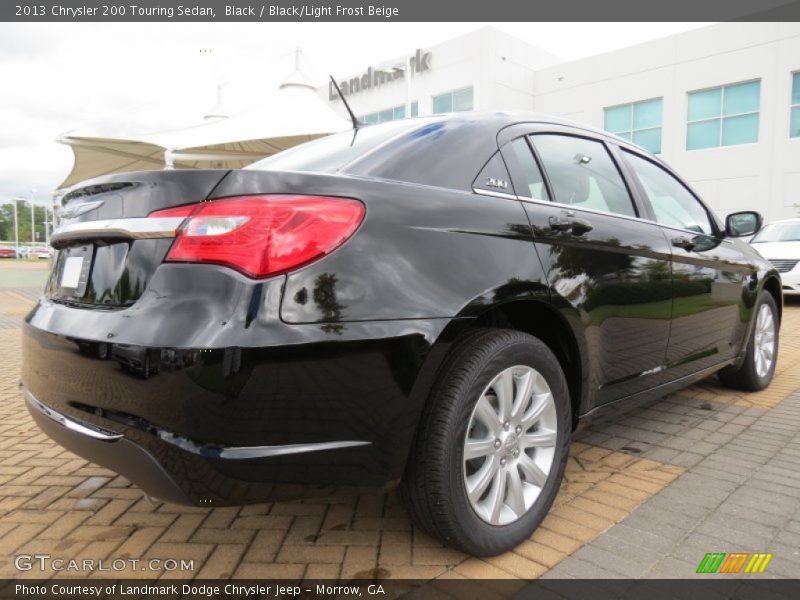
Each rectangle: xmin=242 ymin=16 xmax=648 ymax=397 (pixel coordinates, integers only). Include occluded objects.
xmin=247 ymin=118 xmax=439 ymax=173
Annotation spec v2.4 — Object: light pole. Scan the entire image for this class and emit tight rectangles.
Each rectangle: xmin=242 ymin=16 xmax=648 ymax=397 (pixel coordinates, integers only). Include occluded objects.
xmin=30 ymin=189 xmax=37 ymax=245
xmin=405 ymin=54 xmax=411 ymax=118
xmin=51 ymin=190 xmax=59 ymax=234
xmin=11 ymin=198 xmax=20 ymax=258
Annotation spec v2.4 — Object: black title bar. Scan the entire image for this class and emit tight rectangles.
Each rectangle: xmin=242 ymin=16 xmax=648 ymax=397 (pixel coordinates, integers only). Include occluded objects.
xmin=3 ymin=579 xmax=800 ymax=600
xmin=4 ymin=0 xmax=800 ymax=22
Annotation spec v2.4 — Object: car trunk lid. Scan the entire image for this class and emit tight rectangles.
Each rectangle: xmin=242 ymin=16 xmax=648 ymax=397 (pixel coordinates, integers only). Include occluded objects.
xmin=48 ymin=170 xmax=229 ymax=308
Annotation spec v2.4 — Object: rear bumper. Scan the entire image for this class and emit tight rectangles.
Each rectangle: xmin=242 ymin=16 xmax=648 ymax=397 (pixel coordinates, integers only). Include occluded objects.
xmin=21 ymin=300 xmax=456 ymax=505
xmin=25 ymin=391 xmax=192 ymax=505
xmin=24 ymin=388 xmax=377 ymax=505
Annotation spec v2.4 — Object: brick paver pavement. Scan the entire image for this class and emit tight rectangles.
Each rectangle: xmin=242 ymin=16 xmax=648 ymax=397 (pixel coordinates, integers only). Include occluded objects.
xmin=546 ymin=389 xmax=800 ymax=579
xmin=1 ymin=275 xmax=798 ymax=581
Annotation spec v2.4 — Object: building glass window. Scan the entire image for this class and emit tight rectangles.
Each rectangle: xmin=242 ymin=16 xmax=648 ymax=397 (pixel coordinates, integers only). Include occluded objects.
xmin=361 ymin=104 xmax=408 ymax=124
xmin=791 ymin=72 xmax=800 ymax=138
xmin=411 ymin=101 xmax=419 ymax=117
xmin=432 ymin=87 xmax=473 ymax=114
xmin=604 ymin=98 xmax=663 ymax=154
xmin=378 ymin=108 xmax=395 ymax=123
xmin=687 ymin=80 xmax=760 ymax=150
xmin=432 ymin=94 xmax=451 ymax=114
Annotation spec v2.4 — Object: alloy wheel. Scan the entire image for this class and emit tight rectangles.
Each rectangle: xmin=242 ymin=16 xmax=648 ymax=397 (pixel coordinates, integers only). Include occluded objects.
xmin=754 ymin=303 xmax=776 ymax=378
xmin=462 ymin=365 xmax=558 ymax=526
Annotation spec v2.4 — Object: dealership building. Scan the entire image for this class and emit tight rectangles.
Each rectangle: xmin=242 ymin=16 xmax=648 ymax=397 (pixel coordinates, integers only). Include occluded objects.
xmin=323 ymin=23 xmax=800 ymax=223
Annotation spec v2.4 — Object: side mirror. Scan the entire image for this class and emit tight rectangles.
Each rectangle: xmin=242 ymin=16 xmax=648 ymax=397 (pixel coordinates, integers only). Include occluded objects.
xmin=725 ymin=211 xmax=762 ymax=237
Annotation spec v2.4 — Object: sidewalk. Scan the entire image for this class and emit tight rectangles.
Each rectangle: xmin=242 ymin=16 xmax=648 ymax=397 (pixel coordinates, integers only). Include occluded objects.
xmin=548 ymin=389 xmax=800 ymax=578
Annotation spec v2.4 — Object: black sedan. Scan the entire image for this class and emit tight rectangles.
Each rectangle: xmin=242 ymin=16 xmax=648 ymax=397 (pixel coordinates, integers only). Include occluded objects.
xmin=22 ymin=113 xmax=781 ymax=555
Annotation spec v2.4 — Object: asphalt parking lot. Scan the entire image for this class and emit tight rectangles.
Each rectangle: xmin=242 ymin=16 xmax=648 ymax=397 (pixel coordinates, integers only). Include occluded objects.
xmin=0 ymin=260 xmax=798 ymax=580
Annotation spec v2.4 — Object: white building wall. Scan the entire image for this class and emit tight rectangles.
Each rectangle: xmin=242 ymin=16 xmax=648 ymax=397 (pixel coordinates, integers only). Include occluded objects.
xmin=531 ymin=22 xmax=800 ymax=223
xmin=320 ymin=23 xmax=800 ymax=223
xmin=322 ymin=26 xmax=560 ymax=118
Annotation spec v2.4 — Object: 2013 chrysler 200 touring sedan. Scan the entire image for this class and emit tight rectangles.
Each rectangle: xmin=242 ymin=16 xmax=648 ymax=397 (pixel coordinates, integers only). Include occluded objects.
xmin=22 ymin=113 xmax=781 ymax=555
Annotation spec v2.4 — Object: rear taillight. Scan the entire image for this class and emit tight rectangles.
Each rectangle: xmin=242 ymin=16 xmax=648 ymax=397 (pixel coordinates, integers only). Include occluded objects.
xmin=150 ymin=195 xmax=364 ymax=278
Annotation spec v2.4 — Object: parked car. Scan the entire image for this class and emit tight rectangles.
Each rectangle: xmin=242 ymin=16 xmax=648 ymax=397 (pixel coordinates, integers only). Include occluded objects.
xmin=750 ymin=218 xmax=800 ymax=296
xmin=110 ymin=344 xmax=161 ymax=379
xmin=21 ymin=113 xmax=781 ymax=555
xmin=0 ymin=246 xmax=17 ymax=258
xmin=29 ymin=246 xmax=53 ymax=259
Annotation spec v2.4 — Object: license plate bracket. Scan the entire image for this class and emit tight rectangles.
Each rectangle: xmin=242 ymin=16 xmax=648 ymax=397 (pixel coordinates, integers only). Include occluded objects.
xmin=56 ymin=245 xmax=93 ymax=298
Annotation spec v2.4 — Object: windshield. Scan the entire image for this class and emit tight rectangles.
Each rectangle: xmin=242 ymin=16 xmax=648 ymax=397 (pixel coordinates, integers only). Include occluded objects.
xmin=751 ymin=221 xmax=800 ymax=243
xmin=246 ymin=118 xmax=440 ymax=173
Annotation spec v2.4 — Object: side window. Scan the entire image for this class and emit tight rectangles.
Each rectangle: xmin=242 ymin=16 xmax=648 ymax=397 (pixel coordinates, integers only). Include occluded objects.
xmin=530 ymin=134 xmax=636 ymax=218
xmin=503 ymin=138 xmax=550 ymax=200
xmin=623 ymin=150 xmax=713 ymax=235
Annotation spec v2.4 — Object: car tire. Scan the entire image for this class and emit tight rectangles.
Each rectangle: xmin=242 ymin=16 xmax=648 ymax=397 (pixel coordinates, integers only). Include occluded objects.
xmin=399 ymin=328 xmax=571 ymax=556
xmin=718 ymin=291 xmax=779 ymax=392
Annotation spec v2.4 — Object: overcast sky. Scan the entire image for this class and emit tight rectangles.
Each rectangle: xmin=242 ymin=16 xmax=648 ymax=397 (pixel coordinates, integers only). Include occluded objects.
xmin=0 ymin=22 xmax=710 ymax=202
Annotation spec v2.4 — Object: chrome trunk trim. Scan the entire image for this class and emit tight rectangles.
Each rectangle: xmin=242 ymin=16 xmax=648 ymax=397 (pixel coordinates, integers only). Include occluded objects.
xmin=50 ymin=217 xmax=184 ymax=247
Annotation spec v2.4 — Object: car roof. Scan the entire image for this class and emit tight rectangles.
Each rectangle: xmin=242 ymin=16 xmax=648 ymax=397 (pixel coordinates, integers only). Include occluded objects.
xmin=344 ymin=111 xmax=651 ymax=192
xmin=404 ymin=110 xmax=633 ymax=144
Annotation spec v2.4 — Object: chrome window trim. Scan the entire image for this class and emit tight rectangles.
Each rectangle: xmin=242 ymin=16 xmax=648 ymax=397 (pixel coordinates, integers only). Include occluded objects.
xmin=471 ymin=188 xmax=519 ymax=201
xmin=520 ymin=196 xmax=654 ymax=226
xmin=658 ymin=223 xmax=720 ymax=239
xmin=473 ymin=187 xmax=722 ymax=238
xmin=50 ymin=217 xmax=185 ymax=246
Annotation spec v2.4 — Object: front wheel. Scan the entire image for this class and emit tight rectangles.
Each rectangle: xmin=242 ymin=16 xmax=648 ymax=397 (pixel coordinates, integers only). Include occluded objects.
xmin=719 ymin=291 xmax=779 ymax=391
xmin=399 ymin=328 xmax=571 ymax=556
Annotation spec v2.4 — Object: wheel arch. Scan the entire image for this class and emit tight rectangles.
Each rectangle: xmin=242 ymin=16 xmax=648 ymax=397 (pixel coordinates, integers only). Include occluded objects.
xmin=409 ymin=298 xmax=587 ymax=432
xmin=470 ymin=299 xmax=586 ymax=428
xmin=762 ymin=275 xmax=783 ymax=324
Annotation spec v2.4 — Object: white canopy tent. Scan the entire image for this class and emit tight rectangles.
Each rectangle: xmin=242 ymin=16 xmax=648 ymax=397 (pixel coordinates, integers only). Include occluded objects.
xmin=57 ymin=67 xmax=351 ymax=189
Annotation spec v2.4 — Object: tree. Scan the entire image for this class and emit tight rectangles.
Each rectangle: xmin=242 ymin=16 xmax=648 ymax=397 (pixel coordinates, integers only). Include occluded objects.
xmin=0 ymin=201 xmax=49 ymax=243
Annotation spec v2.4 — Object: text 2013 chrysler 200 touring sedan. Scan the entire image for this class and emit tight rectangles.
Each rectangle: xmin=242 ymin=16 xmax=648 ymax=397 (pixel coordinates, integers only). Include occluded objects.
xmin=22 ymin=114 xmax=781 ymax=555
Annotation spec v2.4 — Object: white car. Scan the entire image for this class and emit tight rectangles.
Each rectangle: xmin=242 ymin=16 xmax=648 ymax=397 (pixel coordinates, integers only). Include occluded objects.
xmin=750 ymin=218 xmax=800 ymax=295
xmin=29 ymin=246 xmax=53 ymax=259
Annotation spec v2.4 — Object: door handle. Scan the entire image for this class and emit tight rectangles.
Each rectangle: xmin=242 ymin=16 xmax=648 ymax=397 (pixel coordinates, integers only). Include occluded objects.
xmin=548 ymin=216 xmax=593 ymax=235
xmin=548 ymin=216 xmax=573 ymax=231
xmin=569 ymin=218 xmax=593 ymax=235
xmin=672 ymin=236 xmax=695 ymax=251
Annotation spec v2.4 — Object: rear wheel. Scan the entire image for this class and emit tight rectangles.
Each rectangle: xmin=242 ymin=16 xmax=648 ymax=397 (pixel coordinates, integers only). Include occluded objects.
xmin=719 ymin=292 xmax=779 ymax=391
xmin=399 ymin=328 xmax=571 ymax=556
